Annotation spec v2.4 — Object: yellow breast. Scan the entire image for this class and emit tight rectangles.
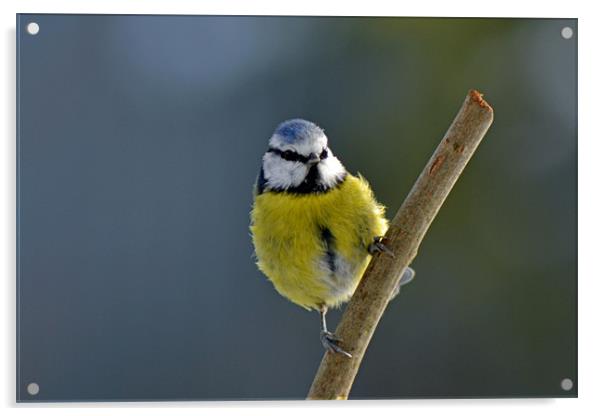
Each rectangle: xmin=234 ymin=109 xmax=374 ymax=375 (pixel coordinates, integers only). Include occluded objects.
xmin=250 ymin=174 xmax=388 ymax=310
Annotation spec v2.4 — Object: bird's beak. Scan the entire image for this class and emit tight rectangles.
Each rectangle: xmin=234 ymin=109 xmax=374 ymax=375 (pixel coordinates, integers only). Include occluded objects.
xmin=307 ymin=153 xmax=320 ymax=165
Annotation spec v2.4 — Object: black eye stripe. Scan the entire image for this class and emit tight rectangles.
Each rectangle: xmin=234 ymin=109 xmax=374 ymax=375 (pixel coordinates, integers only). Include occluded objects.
xmin=267 ymin=147 xmax=328 ymax=163
xmin=268 ymin=147 xmax=309 ymax=163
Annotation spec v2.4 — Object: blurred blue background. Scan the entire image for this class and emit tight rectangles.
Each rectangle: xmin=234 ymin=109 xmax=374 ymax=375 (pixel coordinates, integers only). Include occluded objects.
xmin=17 ymin=15 xmax=576 ymax=401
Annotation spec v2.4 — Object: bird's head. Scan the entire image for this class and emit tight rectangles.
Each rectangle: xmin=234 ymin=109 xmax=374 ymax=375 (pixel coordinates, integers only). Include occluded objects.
xmin=260 ymin=119 xmax=346 ymax=193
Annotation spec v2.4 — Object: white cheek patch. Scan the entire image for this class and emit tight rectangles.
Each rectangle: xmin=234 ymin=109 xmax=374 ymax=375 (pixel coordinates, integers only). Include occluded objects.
xmin=262 ymin=151 xmax=346 ymax=191
xmin=262 ymin=153 xmax=308 ymax=189
xmin=317 ymin=155 xmax=346 ymax=188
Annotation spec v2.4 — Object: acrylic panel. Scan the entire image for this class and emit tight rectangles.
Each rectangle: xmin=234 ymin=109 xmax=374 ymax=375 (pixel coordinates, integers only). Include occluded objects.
xmin=16 ymin=14 xmax=577 ymax=401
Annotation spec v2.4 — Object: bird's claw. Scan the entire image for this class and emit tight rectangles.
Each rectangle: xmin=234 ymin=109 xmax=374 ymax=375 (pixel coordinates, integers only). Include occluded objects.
xmin=320 ymin=330 xmax=352 ymax=358
xmin=368 ymin=236 xmax=395 ymax=257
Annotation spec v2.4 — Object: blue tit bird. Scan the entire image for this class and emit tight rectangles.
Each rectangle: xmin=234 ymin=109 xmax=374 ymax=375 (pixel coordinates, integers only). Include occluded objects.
xmin=250 ymin=119 xmax=415 ymax=357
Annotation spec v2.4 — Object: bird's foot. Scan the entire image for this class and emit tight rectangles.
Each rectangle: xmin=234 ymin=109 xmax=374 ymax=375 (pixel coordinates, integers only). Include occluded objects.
xmin=320 ymin=330 xmax=352 ymax=358
xmin=368 ymin=236 xmax=395 ymax=257
xmin=389 ymin=267 xmax=416 ymax=301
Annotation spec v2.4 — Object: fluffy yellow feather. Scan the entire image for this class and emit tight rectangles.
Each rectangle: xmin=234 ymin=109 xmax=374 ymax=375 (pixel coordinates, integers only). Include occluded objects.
xmin=250 ymin=174 xmax=387 ymax=310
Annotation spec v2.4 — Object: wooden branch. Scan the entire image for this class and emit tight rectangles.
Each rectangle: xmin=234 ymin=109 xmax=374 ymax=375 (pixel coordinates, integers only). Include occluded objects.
xmin=307 ymin=90 xmax=494 ymax=400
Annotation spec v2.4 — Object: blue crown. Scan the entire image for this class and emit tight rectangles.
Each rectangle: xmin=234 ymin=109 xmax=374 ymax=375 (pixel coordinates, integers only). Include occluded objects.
xmin=274 ymin=119 xmax=324 ymax=144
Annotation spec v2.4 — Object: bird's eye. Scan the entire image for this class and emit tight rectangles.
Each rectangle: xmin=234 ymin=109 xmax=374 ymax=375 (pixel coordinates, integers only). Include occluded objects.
xmin=320 ymin=148 xmax=328 ymax=159
xmin=282 ymin=150 xmax=296 ymax=161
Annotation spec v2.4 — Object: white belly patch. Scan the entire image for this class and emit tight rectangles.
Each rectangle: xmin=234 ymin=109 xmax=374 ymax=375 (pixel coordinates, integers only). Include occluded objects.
xmin=317 ymin=251 xmax=364 ymax=302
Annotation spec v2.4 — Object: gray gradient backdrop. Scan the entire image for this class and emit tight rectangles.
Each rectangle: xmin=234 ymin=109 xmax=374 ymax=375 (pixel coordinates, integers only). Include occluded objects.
xmin=17 ymin=14 xmax=577 ymax=401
